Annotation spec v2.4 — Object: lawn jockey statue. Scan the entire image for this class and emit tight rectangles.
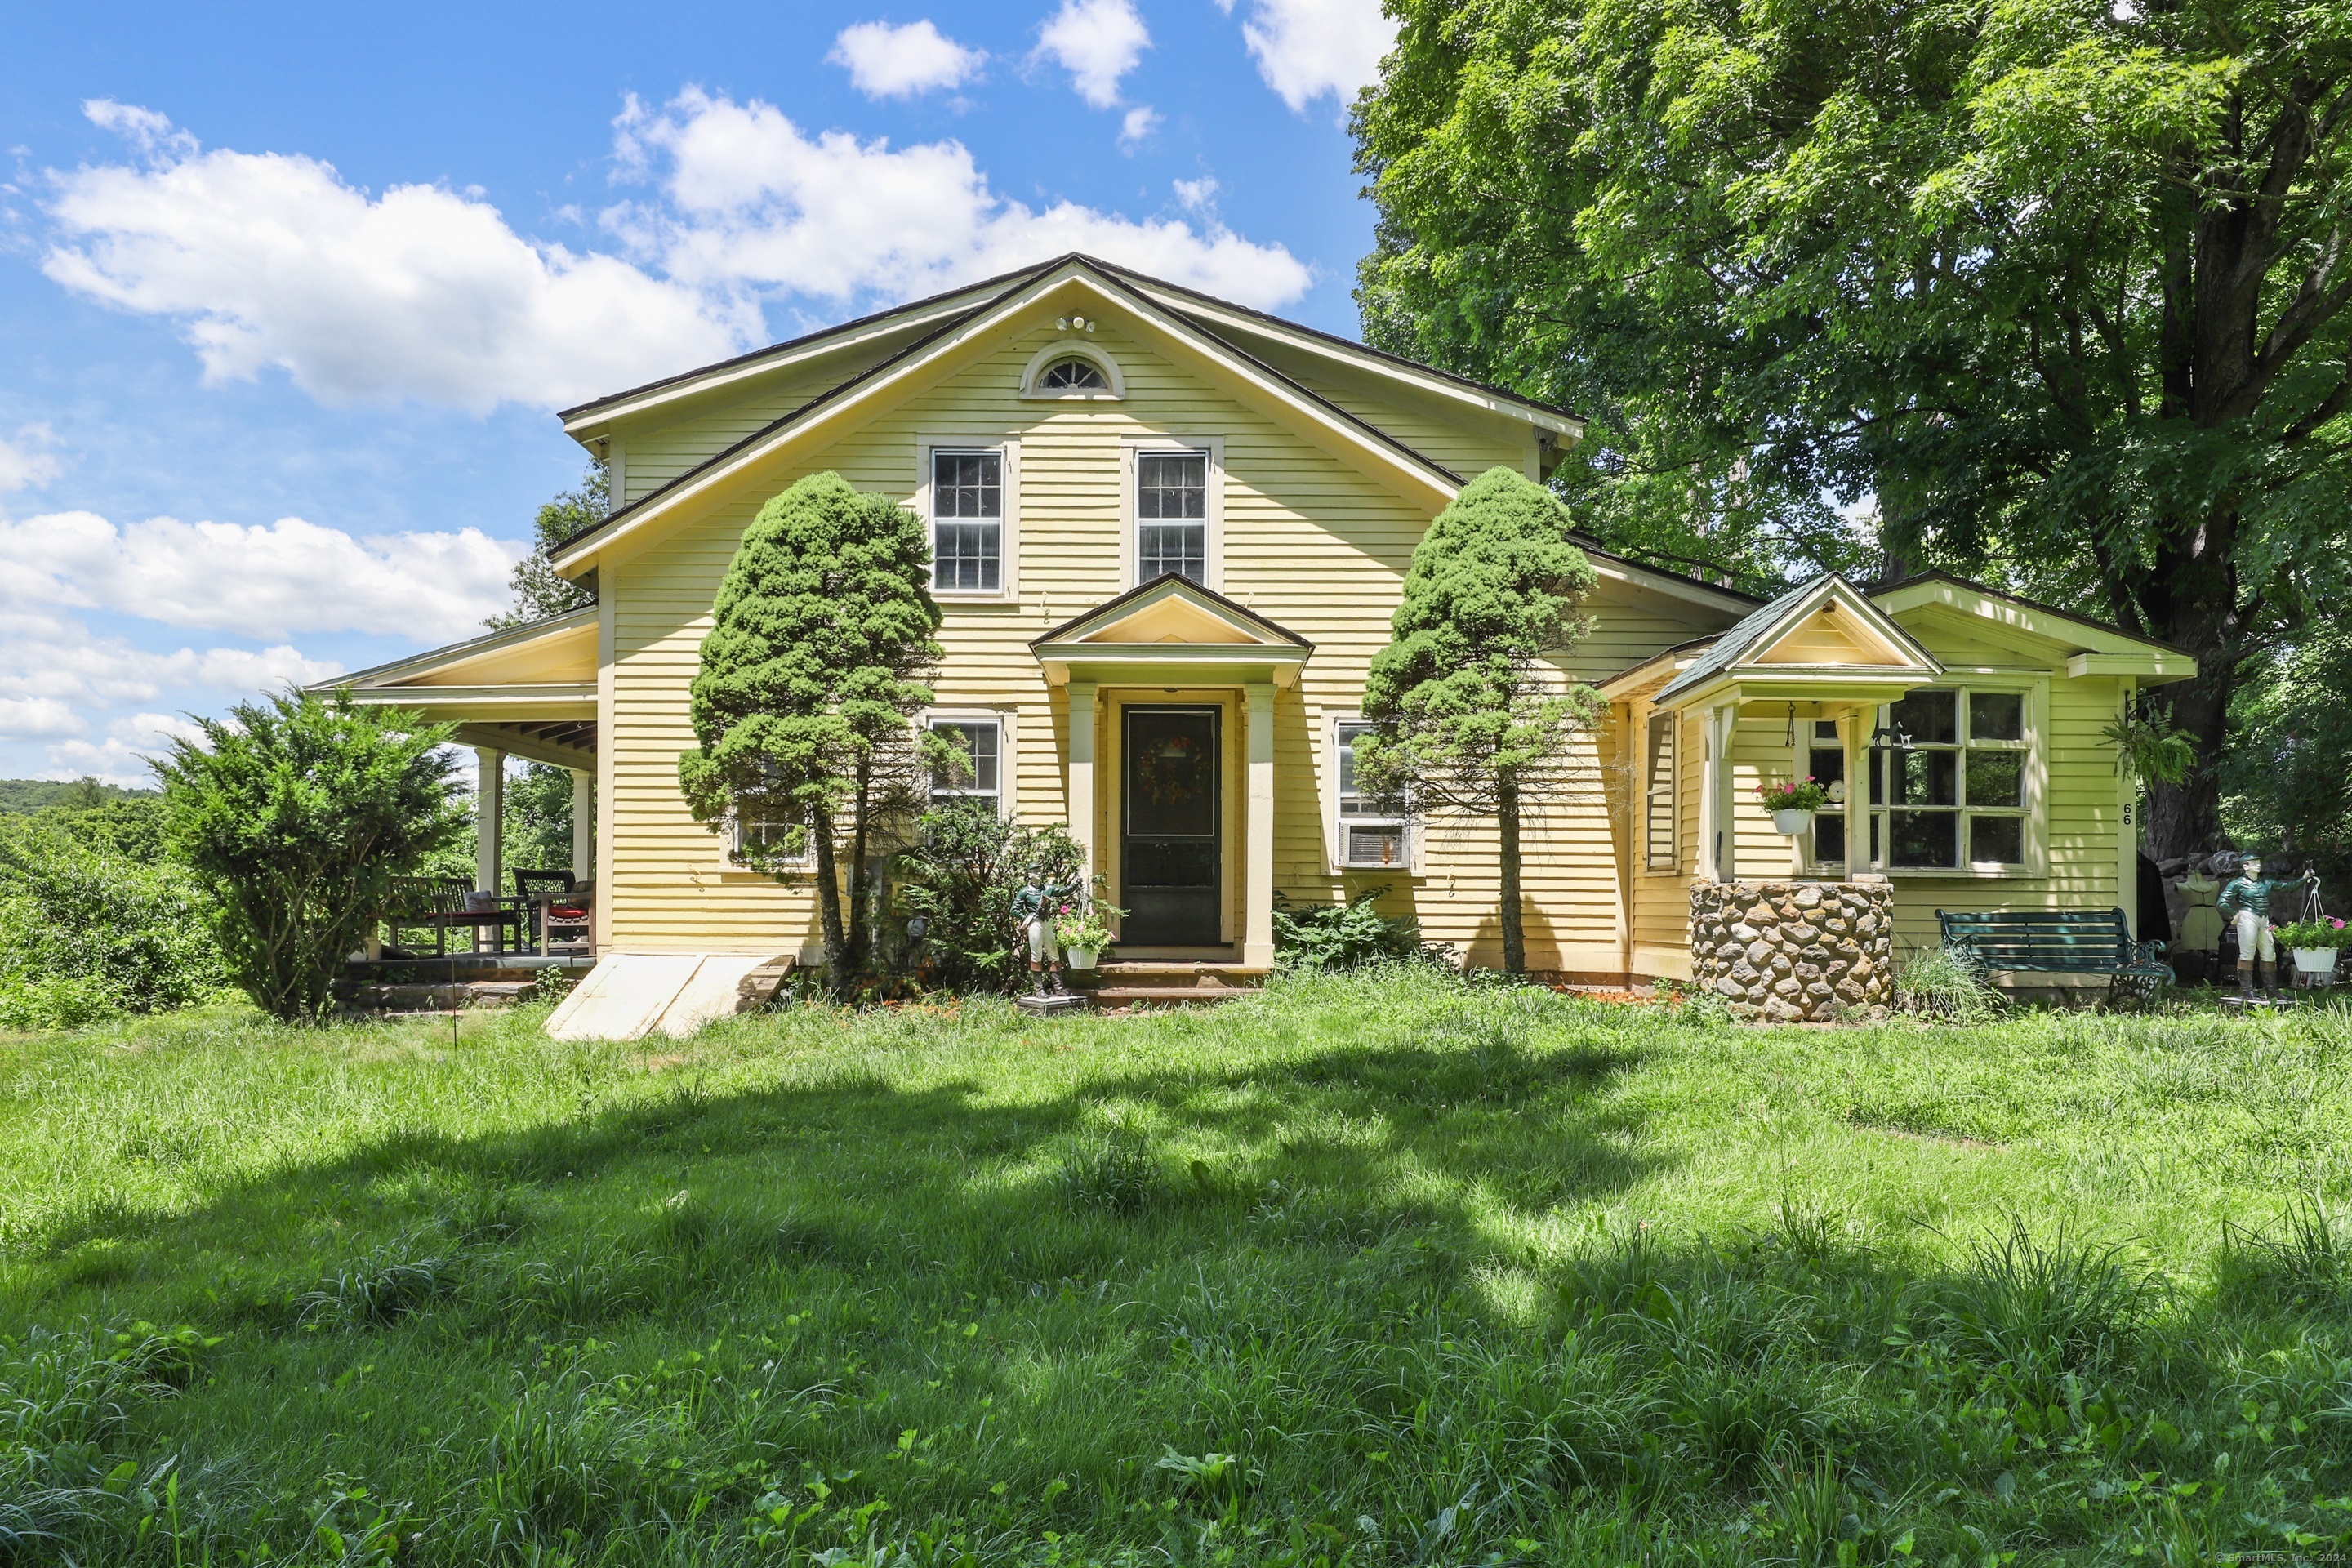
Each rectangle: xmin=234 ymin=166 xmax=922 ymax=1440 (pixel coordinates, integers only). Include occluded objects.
xmin=2217 ymin=851 xmax=2283 ymax=1002
xmin=1012 ymin=866 xmax=1080 ymax=998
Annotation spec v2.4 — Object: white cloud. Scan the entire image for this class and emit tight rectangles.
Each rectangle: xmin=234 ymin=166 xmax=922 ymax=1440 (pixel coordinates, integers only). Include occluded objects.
xmin=0 ymin=425 xmax=62 ymax=495
xmin=1174 ymin=176 xmax=1220 ymax=212
xmin=0 ymin=611 xmax=341 ymax=753
xmin=0 ymin=697 xmax=84 ymax=740
xmin=829 ymin=20 xmax=986 ymax=99
xmin=1216 ymin=0 xmax=1396 ymax=114
xmin=1119 ymin=106 xmax=1161 ymax=149
xmin=0 ymin=509 xmax=521 ymax=642
xmin=43 ymin=101 xmax=754 ymax=412
xmin=608 ymin=89 xmax=1312 ymax=309
xmin=1035 ymin=0 xmax=1150 ymax=108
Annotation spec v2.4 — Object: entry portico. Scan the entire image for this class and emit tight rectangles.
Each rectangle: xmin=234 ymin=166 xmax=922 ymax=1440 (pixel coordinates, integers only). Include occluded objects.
xmin=1033 ymin=576 xmax=1312 ymax=969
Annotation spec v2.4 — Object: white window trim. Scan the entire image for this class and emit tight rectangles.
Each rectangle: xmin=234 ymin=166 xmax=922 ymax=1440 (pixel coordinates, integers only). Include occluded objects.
xmin=918 ymin=434 xmax=1022 ymax=603
xmin=719 ymin=798 xmax=815 ymax=875
xmin=1018 ymin=341 xmax=1125 ymax=400
xmin=921 ymin=708 xmax=1018 ymax=817
xmin=1804 ymin=676 xmax=2048 ymax=878
xmin=1120 ymin=434 xmax=1225 ymax=594
xmin=1323 ymin=711 xmax=1421 ymax=875
xmin=1643 ymin=706 xmax=1678 ymax=872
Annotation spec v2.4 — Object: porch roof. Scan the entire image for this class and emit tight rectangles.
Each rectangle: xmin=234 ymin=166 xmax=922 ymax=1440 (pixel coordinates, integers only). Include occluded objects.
xmin=311 ymin=607 xmax=598 ymax=768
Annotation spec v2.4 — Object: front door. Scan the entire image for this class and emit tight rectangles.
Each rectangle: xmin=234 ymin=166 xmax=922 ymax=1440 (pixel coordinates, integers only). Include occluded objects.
xmin=1121 ymin=706 xmax=1221 ymax=945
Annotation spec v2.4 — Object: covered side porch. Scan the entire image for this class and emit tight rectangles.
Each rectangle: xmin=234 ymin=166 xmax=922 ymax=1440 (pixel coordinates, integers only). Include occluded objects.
xmin=314 ymin=608 xmax=602 ymax=964
xmin=1032 ymin=577 xmax=1312 ymax=972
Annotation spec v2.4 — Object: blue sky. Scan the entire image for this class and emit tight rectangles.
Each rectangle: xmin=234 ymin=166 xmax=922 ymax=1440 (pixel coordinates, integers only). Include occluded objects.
xmin=0 ymin=0 xmax=1388 ymax=782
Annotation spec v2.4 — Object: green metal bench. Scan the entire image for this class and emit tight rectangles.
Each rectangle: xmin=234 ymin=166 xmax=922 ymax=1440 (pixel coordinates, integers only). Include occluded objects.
xmin=1936 ymin=907 xmax=2173 ymax=1009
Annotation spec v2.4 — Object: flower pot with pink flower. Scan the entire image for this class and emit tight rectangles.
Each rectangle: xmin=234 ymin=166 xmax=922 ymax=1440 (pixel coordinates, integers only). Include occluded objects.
xmin=1756 ymin=777 xmax=1833 ymax=835
xmin=2275 ymin=916 xmax=2349 ymax=979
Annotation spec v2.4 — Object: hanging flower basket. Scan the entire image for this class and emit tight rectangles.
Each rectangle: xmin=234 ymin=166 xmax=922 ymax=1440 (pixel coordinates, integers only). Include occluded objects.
xmin=1063 ymin=946 xmax=1101 ymax=971
xmin=2293 ymin=947 xmax=2340 ymax=977
xmin=1757 ymin=777 xmax=1831 ymax=836
xmin=2276 ymin=918 xmax=2347 ymax=980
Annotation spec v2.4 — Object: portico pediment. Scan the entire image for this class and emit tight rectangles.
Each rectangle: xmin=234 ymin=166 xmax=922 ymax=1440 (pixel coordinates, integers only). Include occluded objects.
xmin=1031 ymin=575 xmax=1312 ymax=687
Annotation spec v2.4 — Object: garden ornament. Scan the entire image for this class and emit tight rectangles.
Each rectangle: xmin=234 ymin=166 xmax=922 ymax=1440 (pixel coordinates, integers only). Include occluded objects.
xmin=2217 ymin=851 xmax=2283 ymax=1000
xmin=1012 ymin=864 xmax=1080 ymax=997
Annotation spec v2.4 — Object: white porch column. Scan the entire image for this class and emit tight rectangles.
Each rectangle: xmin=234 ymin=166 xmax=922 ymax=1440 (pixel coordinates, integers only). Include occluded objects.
xmin=1244 ymin=681 xmax=1276 ymax=969
xmin=474 ymin=746 xmax=505 ymax=893
xmin=1841 ymin=704 xmax=1870 ymax=872
xmin=474 ymin=746 xmax=504 ymax=956
xmin=1066 ymin=680 xmax=1097 ymax=885
xmin=1695 ymin=706 xmax=1733 ymax=883
xmin=569 ymin=768 xmax=594 ymax=884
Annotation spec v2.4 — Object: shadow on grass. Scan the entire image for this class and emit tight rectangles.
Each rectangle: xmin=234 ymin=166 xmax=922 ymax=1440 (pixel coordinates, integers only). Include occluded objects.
xmin=27 ymin=1017 xmax=1667 ymax=1330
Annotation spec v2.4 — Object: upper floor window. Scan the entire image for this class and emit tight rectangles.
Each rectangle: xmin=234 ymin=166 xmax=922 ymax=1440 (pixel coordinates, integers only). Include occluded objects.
xmin=1036 ymin=357 xmax=1108 ymax=391
xmin=928 ymin=717 xmax=1003 ymax=811
xmin=1137 ymin=450 xmax=1208 ymax=586
xmin=930 ymin=449 xmax=1001 ymax=594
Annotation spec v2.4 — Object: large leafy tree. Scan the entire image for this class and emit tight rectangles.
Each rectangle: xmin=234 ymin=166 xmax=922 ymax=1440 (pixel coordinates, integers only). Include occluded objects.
xmin=488 ymin=464 xmax=605 ymax=629
xmin=1356 ymin=0 xmax=2352 ymax=857
xmin=153 ymin=691 xmax=465 ymax=1022
xmin=678 ymin=472 xmax=947 ymax=985
xmin=1356 ymin=466 xmax=1601 ymax=975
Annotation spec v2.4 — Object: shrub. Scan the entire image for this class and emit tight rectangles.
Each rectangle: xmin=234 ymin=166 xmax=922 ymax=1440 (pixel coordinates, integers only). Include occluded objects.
xmin=1896 ymin=943 xmax=2003 ymax=1022
xmin=890 ymin=800 xmax=1082 ymax=992
xmin=1271 ymin=886 xmax=1440 ymax=971
xmin=154 ymin=690 xmax=466 ymax=1022
xmin=0 ymin=804 xmax=224 ymax=1028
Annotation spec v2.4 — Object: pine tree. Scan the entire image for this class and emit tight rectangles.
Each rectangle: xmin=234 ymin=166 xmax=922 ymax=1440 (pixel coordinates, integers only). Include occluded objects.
xmin=677 ymin=472 xmax=945 ymax=986
xmin=1356 ymin=466 xmax=1601 ymax=976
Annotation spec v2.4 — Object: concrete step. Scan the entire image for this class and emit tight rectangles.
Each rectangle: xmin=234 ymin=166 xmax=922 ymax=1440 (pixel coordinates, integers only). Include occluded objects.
xmin=1070 ymin=962 xmax=1267 ymax=992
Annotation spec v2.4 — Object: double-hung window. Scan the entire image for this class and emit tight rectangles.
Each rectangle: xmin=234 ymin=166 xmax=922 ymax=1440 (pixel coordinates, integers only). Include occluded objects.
xmin=1136 ymin=450 xmax=1208 ymax=586
xmin=1857 ymin=688 xmax=2032 ymax=871
xmin=927 ymin=717 xmax=1003 ymax=812
xmin=930 ymin=449 xmax=1002 ymax=593
xmin=1334 ymin=719 xmax=1409 ymax=868
xmin=1644 ymin=712 xmax=1678 ymax=870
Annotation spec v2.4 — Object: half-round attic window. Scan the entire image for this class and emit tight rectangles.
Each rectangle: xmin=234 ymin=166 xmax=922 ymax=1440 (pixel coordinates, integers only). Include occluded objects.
xmin=1037 ymin=356 xmax=1109 ymax=391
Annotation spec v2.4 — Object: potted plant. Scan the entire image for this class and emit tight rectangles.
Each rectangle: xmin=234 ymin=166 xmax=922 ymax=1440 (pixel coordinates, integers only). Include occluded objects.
xmin=1053 ymin=881 xmax=1128 ymax=971
xmin=2274 ymin=916 xmax=2349 ymax=981
xmin=1756 ymin=777 xmax=1833 ymax=835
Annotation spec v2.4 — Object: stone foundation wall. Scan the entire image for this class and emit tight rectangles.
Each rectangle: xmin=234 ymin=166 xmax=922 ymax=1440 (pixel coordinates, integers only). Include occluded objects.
xmin=1689 ymin=880 xmax=1894 ymax=1022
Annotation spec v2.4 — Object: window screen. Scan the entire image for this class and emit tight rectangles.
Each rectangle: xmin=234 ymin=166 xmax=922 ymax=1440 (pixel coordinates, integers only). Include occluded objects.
xmin=931 ymin=450 xmax=1002 ymax=592
xmin=1137 ymin=450 xmax=1207 ymax=585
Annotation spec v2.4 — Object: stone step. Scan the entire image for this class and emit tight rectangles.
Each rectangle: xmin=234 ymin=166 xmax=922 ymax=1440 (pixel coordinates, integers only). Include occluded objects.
xmin=342 ymin=980 xmax=539 ymax=1013
xmin=1069 ymin=962 xmax=1267 ymax=991
xmin=1085 ymin=985 xmax=1253 ymax=1008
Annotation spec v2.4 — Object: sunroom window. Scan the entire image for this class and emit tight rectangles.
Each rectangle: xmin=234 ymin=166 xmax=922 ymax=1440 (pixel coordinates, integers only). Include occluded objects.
xmin=1856 ymin=688 xmax=2031 ymax=870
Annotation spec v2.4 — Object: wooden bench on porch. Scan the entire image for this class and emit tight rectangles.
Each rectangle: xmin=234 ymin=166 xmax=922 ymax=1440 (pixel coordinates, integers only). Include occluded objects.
xmin=1936 ymin=907 xmax=2172 ymax=1009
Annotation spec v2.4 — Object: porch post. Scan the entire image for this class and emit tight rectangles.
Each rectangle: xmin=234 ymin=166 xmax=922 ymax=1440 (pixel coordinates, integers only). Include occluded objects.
xmin=474 ymin=746 xmax=504 ymax=893
xmin=474 ymin=746 xmax=504 ymax=956
xmin=1066 ymin=680 xmax=1097 ymax=884
xmin=569 ymin=768 xmax=593 ymax=884
xmin=1696 ymin=706 xmax=1733 ymax=882
xmin=1841 ymin=704 xmax=1870 ymax=871
xmin=1244 ymin=681 xmax=1276 ymax=969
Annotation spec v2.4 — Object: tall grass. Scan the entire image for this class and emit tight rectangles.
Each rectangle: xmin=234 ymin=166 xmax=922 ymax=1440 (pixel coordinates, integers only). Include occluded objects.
xmin=5 ymin=973 xmax=2352 ymax=1561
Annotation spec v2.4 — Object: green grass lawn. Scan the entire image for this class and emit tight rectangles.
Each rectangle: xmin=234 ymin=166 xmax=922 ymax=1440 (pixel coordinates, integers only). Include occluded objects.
xmin=6 ymin=969 xmax=2352 ymax=1565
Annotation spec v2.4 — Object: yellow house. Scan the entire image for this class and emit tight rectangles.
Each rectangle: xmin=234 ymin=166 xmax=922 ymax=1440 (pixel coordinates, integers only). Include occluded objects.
xmin=331 ymin=254 xmax=2193 ymax=988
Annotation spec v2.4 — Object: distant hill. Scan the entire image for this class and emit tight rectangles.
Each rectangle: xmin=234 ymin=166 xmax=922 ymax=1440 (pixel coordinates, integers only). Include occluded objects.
xmin=0 ymin=777 xmax=161 ymax=813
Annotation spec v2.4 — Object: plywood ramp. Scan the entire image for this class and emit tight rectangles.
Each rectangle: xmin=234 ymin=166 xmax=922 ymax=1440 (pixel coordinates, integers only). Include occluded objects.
xmin=546 ymin=954 xmax=793 ymax=1041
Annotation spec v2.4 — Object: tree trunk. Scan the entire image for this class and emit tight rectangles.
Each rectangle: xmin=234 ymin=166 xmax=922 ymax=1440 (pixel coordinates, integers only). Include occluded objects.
xmin=844 ymin=757 xmax=874 ymax=981
xmin=809 ymin=805 xmax=849 ymax=988
xmin=1498 ymin=769 xmax=1526 ymax=976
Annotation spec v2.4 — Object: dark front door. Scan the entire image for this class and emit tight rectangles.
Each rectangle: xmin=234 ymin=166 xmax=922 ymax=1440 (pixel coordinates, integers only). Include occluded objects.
xmin=1121 ymin=706 xmax=1221 ymax=945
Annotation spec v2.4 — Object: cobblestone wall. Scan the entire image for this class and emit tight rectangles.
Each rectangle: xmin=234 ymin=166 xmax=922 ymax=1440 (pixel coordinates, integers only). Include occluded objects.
xmin=1688 ymin=879 xmax=1894 ymax=1022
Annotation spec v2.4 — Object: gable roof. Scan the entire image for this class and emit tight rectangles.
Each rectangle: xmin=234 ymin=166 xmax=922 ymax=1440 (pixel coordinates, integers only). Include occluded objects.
xmin=548 ymin=256 xmax=1479 ymax=572
xmin=1646 ymin=575 xmax=1942 ymax=707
